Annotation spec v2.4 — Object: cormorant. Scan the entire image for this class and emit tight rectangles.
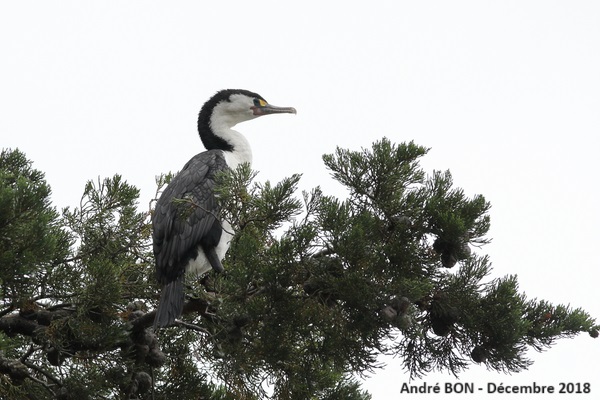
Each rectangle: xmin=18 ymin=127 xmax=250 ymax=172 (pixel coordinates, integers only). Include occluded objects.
xmin=152 ymin=89 xmax=296 ymax=328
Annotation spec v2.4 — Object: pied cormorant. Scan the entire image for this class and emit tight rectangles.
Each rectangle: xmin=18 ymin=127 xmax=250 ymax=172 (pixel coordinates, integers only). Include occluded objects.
xmin=152 ymin=89 xmax=296 ymax=328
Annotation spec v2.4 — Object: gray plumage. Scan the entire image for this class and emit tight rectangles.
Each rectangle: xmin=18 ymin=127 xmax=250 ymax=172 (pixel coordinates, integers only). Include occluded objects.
xmin=152 ymin=151 xmax=228 ymax=328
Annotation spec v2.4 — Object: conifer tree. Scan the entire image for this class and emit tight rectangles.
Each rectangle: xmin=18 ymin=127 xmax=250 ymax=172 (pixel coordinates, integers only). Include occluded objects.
xmin=0 ymin=141 xmax=597 ymax=399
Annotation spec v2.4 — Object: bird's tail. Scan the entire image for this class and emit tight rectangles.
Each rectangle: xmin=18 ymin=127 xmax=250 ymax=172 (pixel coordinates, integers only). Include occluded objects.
xmin=154 ymin=276 xmax=184 ymax=329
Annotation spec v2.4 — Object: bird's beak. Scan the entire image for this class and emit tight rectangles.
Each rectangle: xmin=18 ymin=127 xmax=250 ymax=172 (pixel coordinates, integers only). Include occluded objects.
xmin=252 ymin=103 xmax=297 ymax=116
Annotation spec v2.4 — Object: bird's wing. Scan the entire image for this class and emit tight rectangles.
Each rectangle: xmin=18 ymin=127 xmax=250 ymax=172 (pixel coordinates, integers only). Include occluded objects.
xmin=152 ymin=150 xmax=228 ymax=284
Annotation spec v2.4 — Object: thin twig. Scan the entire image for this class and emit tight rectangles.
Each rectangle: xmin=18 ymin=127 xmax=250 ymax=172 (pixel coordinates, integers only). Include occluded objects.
xmin=22 ymin=359 xmax=62 ymax=386
xmin=174 ymin=319 xmax=211 ymax=334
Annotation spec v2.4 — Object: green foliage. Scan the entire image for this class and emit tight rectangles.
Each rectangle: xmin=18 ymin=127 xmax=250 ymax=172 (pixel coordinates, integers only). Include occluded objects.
xmin=63 ymin=175 xmax=153 ymax=309
xmin=0 ymin=141 xmax=597 ymax=399
xmin=0 ymin=149 xmax=72 ymax=305
xmin=318 ymin=378 xmax=372 ymax=400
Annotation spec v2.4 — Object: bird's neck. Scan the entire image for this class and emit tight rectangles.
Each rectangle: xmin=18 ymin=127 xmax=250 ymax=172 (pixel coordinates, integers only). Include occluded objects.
xmin=218 ymin=127 xmax=253 ymax=170
xmin=199 ymin=117 xmax=253 ymax=170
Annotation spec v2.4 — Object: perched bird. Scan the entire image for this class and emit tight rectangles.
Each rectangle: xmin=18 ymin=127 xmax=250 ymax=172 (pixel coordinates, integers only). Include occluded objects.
xmin=152 ymin=89 xmax=296 ymax=328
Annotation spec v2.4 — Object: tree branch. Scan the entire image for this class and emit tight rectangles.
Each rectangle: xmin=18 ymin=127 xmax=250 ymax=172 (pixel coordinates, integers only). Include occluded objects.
xmin=131 ymin=297 xmax=214 ymax=332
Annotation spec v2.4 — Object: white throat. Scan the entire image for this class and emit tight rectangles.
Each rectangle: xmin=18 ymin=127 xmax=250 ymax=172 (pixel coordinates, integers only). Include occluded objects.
xmin=220 ymin=128 xmax=253 ymax=169
xmin=209 ymin=106 xmax=254 ymax=170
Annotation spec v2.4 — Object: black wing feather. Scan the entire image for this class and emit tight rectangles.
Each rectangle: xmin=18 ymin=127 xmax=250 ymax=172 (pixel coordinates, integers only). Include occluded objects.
xmin=153 ymin=150 xmax=228 ymax=282
xmin=152 ymin=150 xmax=228 ymax=327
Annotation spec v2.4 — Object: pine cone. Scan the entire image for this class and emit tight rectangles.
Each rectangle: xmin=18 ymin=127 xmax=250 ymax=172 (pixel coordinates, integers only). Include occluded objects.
xmin=471 ymin=346 xmax=487 ymax=363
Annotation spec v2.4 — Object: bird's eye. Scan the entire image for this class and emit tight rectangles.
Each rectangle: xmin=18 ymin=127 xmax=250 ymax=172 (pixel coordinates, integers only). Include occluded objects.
xmin=253 ymin=98 xmax=267 ymax=107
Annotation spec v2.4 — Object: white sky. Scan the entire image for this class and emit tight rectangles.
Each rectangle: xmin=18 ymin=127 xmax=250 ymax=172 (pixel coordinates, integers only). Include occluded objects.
xmin=1 ymin=1 xmax=599 ymax=398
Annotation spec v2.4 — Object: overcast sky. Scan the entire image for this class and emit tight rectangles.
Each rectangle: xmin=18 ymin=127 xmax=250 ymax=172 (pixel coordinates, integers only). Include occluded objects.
xmin=1 ymin=1 xmax=599 ymax=398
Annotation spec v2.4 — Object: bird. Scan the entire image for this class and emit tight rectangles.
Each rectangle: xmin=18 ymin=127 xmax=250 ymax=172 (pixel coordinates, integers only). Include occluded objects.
xmin=152 ymin=89 xmax=296 ymax=328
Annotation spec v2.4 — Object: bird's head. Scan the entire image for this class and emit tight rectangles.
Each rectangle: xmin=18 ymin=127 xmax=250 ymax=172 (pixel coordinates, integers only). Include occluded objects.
xmin=197 ymin=89 xmax=296 ymax=152
xmin=200 ymin=89 xmax=296 ymax=131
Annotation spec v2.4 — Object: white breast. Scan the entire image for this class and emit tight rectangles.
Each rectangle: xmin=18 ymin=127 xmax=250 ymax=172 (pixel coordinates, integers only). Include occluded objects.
xmin=185 ymin=220 xmax=234 ymax=276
